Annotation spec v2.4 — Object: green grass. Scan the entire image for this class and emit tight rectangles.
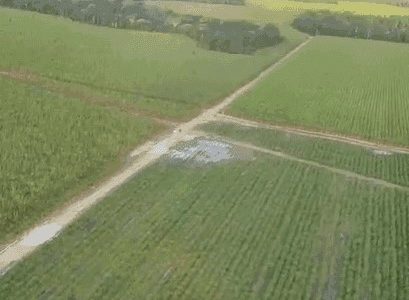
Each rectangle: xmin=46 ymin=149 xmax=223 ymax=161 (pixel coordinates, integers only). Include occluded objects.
xmin=229 ymin=36 xmax=409 ymax=146
xmin=250 ymin=0 xmax=409 ymax=16
xmin=1 ymin=143 xmax=408 ymax=299
xmin=0 ymin=77 xmax=160 ymax=244
xmin=0 ymin=7 xmax=306 ymax=120
xmin=201 ymin=122 xmax=409 ymax=187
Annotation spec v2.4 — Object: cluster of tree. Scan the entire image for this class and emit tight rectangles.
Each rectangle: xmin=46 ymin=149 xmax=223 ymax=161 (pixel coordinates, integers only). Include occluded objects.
xmin=293 ymin=11 xmax=409 ymax=43
xmin=161 ymin=0 xmax=245 ymax=5
xmin=0 ymin=0 xmax=172 ymax=30
xmin=176 ymin=16 xmax=281 ymax=53
xmin=394 ymin=1 xmax=409 ymax=7
xmin=0 ymin=0 xmax=282 ymax=54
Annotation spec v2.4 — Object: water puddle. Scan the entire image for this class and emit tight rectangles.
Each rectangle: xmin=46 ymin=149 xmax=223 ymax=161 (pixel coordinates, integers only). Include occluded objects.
xmin=150 ymin=141 xmax=170 ymax=156
xmin=170 ymin=138 xmax=253 ymax=164
xmin=372 ymin=149 xmax=393 ymax=156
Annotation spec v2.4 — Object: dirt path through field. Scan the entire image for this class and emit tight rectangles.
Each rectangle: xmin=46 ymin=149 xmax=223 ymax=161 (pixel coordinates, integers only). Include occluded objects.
xmin=0 ymin=37 xmax=312 ymax=274
xmin=216 ymin=114 xmax=409 ymax=154
xmin=218 ymin=137 xmax=409 ymax=192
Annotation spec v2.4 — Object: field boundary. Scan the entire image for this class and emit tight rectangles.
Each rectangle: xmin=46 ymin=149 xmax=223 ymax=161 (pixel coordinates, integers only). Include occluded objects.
xmin=216 ymin=114 xmax=409 ymax=154
xmin=0 ymin=37 xmax=312 ymax=275
xmin=0 ymin=71 xmax=180 ymax=127
xmin=0 ymin=70 xmax=181 ymax=105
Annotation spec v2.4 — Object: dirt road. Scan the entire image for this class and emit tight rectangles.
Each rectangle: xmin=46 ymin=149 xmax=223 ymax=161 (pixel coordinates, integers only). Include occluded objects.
xmin=222 ymin=137 xmax=409 ymax=192
xmin=216 ymin=114 xmax=409 ymax=154
xmin=0 ymin=37 xmax=313 ymax=274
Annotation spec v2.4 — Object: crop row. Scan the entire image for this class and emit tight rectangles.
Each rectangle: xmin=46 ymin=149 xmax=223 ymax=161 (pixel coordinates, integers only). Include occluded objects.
xmin=1 ymin=151 xmax=408 ymax=298
xmin=229 ymin=37 xmax=409 ymax=146
xmin=0 ymin=77 xmax=158 ymax=244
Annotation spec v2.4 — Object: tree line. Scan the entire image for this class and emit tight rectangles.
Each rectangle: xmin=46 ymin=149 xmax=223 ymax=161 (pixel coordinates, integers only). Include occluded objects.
xmin=0 ymin=0 xmax=281 ymax=54
xmin=290 ymin=0 xmax=409 ymax=6
xmin=177 ymin=15 xmax=281 ymax=54
xmin=293 ymin=11 xmax=409 ymax=43
xmin=395 ymin=1 xmax=409 ymax=7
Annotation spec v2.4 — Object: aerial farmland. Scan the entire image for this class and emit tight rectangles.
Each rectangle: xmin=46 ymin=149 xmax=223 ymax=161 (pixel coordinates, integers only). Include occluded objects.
xmin=229 ymin=36 xmax=409 ymax=145
xmin=1 ymin=0 xmax=409 ymax=299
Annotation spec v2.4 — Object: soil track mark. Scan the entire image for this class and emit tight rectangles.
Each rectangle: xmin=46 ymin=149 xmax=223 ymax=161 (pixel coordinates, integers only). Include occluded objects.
xmin=219 ymin=137 xmax=409 ymax=192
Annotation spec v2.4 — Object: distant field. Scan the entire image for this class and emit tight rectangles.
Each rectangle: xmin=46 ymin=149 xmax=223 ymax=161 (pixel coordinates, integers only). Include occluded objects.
xmin=289 ymin=0 xmax=407 ymax=3
xmin=1 ymin=140 xmax=408 ymax=299
xmin=0 ymin=77 xmax=159 ymax=244
xmin=147 ymin=1 xmax=307 ymax=45
xmin=229 ymin=37 xmax=409 ymax=146
xmin=290 ymin=0 xmax=408 ymax=3
xmin=0 ymin=7 xmax=305 ymax=120
xmin=249 ymin=0 xmax=409 ymax=16
xmin=146 ymin=0 xmax=299 ymax=24
xmin=201 ymin=122 xmax=409 ymax=187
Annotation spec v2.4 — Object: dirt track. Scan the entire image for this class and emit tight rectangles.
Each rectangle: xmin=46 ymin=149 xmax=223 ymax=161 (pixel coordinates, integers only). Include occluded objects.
xmin=217 ymin=114 xmax=409 ymax=154
xmin=0 ymin=37 xmax=313 ymax=274
xmin=221 ymin=137 xmax=409 ymax=192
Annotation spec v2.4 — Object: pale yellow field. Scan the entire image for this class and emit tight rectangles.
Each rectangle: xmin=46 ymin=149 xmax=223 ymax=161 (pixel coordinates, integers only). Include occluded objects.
xmin=249 ymin=0 xmax=409 ymax=16
xmin=146 ymin=1 xmax=298 ymax=24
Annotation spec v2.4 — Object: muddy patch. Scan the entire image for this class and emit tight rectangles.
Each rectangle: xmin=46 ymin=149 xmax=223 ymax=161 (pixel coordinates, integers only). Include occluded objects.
xmin=20 ymin=223 xmax=62 ymax=247
xmin=169 ymin=138 xmax=253 ymax=165
xmin=150 ymin=141 xmax=170 ymax=156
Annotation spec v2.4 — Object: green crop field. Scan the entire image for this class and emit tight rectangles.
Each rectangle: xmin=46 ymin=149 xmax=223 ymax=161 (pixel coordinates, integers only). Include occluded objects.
xmin=229 ymin=36 xmax=409 ymax=146
xmin=0 ymin=7 xmax=305 ymax=120
xmin=0 ymin=77 xmax=160 ymax=244
xmin=201 ymin=122 xmax=409 ymax=187
xmin=0 ymin=5 xmax=307 ymax=244
xmin=2 ymin=0 xmax=409 ymax=297
xmin=249 ymin=0 xmax=409 ymax=16
xmin=1 ymin=140 xmax=408 ymax=299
